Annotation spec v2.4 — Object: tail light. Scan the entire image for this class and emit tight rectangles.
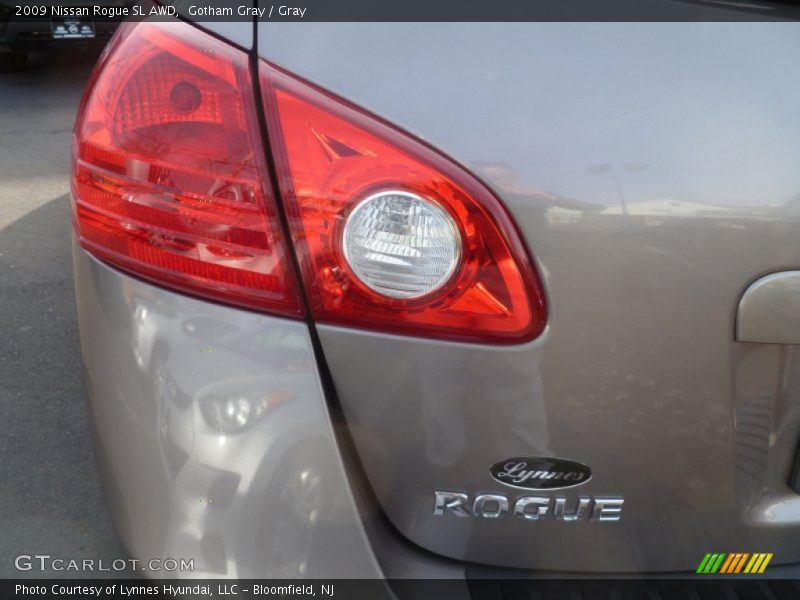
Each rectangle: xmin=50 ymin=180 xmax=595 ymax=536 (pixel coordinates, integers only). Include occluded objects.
xmin=71 ymin=22 xmax=302 ymax=316
xmin=73 ymin=21 xmax=546 ymax=344
xmin=259 ymin=63 xmax=546 ymax=343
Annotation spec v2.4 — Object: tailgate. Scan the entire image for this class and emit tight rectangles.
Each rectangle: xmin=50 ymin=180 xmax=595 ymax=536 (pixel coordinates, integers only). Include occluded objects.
xmin=259 ymin=22 xmax=800 ymax=572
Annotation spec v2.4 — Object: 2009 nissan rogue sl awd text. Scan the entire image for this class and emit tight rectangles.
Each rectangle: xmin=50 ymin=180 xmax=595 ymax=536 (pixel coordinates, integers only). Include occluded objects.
xmin=71 ymin=12 xmax=800 ymax=582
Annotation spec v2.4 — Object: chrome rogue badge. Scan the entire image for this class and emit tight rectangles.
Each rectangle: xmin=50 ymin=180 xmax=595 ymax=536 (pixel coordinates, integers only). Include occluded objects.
xmin=433 ymin=456 xmax=622 ymax=522
xmin=433 ymin=491 xmax=623 ymax=522
xmin=490 ymin=456 xmax=591 ymax=490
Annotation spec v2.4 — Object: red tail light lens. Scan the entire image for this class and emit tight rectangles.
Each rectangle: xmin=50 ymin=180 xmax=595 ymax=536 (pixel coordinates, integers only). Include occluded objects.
xmin=260 ymin=63 xmax=547 ymax=343
xmin=73 ymin=22 xmax=546 ymax=343
xmin=72 ymin=22 xmax=302 ymax=316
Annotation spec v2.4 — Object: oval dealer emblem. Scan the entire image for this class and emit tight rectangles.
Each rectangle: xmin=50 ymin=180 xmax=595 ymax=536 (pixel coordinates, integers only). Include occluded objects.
xmin=490 ymin=456 xmax=592 ymax=490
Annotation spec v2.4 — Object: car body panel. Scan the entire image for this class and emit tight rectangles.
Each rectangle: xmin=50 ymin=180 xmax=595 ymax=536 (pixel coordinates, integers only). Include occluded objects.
xmin=258 ymin=22 xmax=800 ymax=571
xmin=73 ymin=244 xmax=382 ymax=579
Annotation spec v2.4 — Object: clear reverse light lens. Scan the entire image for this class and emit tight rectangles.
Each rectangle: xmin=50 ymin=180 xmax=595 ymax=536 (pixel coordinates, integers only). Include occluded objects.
xmin=342 ymin=191 xmax=461 ymax=300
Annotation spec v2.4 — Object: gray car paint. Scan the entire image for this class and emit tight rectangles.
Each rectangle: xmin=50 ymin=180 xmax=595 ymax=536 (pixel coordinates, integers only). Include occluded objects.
xmin=257 ymin=22 xmax=800 ymax=571
xmin=73 ymin=245 xmax=386 ymax=580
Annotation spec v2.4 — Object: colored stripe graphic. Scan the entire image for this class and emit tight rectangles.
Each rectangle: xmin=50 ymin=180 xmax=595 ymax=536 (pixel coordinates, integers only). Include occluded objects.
xmin=758 ymin=553 xmax=773 ymax=573
xmin=733 ymin=553 xmax=749 ymax=573
xmin=744 ymin=554 xmax=761 ymax=574
xmin=719 ymin=553 xmax=735 ymax=574
xmin=702 ymin=553 xmax=726 ymax=573
xmin=699 ymin=552 xmax=773 ymax=574
xmin=699 ymin=553 xmax=718 ymax=573
xmin=696 ymin=554 xmax=713 ymax=574
xmin=711 ymin=553 xmax=726 ymax=573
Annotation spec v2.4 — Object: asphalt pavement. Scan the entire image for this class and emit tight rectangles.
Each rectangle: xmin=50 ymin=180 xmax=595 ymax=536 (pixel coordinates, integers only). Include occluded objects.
xmin=0 ymin=50 xmax=132 ymax=578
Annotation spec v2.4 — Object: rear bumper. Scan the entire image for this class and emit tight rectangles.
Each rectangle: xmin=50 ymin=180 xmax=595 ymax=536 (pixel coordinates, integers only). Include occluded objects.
xmin=72 ymin=244 xmax=384 ymax=579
